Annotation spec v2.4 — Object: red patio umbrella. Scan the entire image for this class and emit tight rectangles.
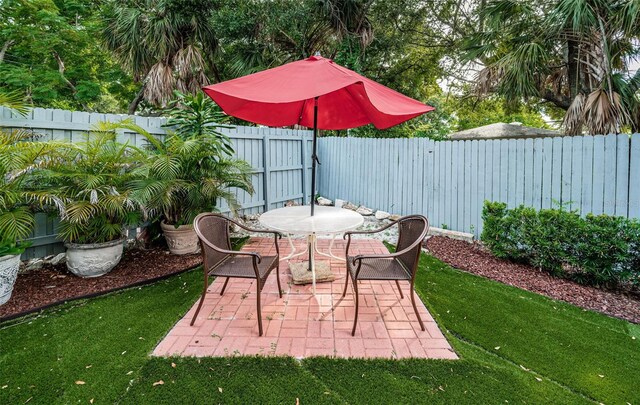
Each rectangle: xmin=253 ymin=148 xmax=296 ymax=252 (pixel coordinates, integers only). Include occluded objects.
xmin=203 ymin=54 xmax=434 ymax=215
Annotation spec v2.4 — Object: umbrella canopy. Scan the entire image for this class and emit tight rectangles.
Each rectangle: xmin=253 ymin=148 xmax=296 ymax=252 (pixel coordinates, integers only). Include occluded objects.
xmin=203 ymin=55 xmax=433 ymax=130
xmin=202 ymin=54 xmax=434 ymax=216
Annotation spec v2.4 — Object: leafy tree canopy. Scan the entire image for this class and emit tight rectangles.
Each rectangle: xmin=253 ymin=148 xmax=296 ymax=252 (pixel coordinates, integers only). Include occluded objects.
xmin=0 ymin=0 xmax=136 ymax=112
xmin=7 ymin=0 xmax=637 ymax=136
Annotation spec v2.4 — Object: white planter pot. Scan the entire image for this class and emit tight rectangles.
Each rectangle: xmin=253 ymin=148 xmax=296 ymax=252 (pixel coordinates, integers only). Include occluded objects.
xmin=0 ymin=254 xmax=20 ymax=306
xmin=161 ymin=221 xmax=199 ymax=255
xmin=65 ymin=239 xmax=124 ymax=278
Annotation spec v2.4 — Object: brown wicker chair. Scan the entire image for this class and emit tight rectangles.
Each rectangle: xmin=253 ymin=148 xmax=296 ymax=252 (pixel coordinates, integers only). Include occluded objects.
xmin=190 ymin=213 xmax=282 ymax=336
xmin=343 ymin=215 xmax=429 ymax=336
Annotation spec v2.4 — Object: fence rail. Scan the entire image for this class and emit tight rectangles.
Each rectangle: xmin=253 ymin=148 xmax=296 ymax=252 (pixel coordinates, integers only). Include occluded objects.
xmin=0 ymin=107 xmax=313 ymax=259
xmin=318 ymin=134 xmax=640 ymax=238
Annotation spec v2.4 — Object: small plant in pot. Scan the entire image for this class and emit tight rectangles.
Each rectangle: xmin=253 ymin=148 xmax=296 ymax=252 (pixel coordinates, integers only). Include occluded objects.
xmin=116 ymin=93 xmax=253 ymax=254
xmin=40 ymin=129 xmax=143 ymax=277
xmin=0 ymin=127 xmax=34 ymax=304
xmin=0 ymin=92 xmax=50 ymax=304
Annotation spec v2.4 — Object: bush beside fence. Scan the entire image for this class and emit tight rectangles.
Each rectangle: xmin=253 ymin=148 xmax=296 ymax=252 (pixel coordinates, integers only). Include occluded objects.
xmin=481 ymin=201 xmax=640 ymax=288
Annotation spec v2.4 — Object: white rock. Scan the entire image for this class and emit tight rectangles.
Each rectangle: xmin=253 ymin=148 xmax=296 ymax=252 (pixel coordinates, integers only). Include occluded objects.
xmin=356 ymin=206 xmax=374 ymax=216
xmin=389 ymin=214 xmax=402 ymax=221
xmin=343 ymin=202 xmax=358 ymax=211
xmin=25 ymin=258 xmax=44 ymax=271
xmin=427 ymin=227 xmax=474 ymax=243
xmin=374 ymin=210 xmax=390 ymax=220
xmin=50 ymin=252 xmax=66 ymax=266
xmin=334 ymin=199 xmax=346 ymax=208
xmin=317 ymin=197 xmax=333 ymax=206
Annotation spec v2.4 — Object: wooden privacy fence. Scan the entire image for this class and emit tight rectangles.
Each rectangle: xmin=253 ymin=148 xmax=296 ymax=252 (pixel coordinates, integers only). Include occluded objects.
xmin=318 ymin=134 xmax=640 ymax=238
xmin=0 ymin=107 xmax=313 ymax=259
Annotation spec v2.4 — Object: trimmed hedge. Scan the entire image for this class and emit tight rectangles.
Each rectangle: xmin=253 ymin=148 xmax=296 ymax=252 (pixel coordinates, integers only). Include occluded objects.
xmin=481 ymin=201 xmax=640 ymax=289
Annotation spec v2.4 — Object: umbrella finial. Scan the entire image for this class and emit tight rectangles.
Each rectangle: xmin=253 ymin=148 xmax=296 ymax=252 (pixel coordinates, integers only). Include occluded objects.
xmin=314 ymin=51 xmax=321 ymax=57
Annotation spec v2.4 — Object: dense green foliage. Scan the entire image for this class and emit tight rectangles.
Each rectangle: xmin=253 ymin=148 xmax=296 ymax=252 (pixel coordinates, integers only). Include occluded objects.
xmin=0 ymin=0 xmax=136 ymax=112
xmin=1 ymin=251 xmax=637 ymax=404
xmin=4 ymin=0 xmax=640 ymax=135
xmin=481 ymin=201 xmax=640 ymax=288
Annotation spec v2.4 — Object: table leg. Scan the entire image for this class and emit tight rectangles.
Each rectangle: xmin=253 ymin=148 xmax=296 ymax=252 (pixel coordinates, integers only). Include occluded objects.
xmin=314 ymin=233 xmax=347 ymax=261
xmin=281 ymin=234 xmax=309 ymax=261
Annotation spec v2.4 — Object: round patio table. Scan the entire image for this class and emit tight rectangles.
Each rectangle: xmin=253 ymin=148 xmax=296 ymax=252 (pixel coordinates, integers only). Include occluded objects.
xmin=259 ymin=205 xmax=364 ymax=294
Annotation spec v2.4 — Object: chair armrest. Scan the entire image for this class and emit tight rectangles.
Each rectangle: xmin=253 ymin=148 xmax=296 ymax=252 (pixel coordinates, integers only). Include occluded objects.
xmin=344 ymin=218 xmax=402 ymax=257
xmin=343 ymin=218 xmax=401 ymax=239
xmin=197 ymin=232 xmax=263 ymax=263
xmin=350 ymin=235 xmax=425 ymax=266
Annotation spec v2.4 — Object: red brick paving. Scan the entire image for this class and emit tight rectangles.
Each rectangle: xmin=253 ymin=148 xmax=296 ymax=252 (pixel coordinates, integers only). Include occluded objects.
xmin=152 ymin=238 xmax=457 ymax=360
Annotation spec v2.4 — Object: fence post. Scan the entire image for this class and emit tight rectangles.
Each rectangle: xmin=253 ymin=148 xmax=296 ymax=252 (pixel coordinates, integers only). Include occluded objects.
xmin=263 ymin=132 xmax=272 ymax=211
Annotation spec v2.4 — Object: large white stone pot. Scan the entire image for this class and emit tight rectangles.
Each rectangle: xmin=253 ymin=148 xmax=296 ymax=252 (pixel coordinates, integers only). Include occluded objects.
xmin=0 ymin=254 xmax=20 ymax=306
xmin=161 ymin=221 xmax=199 ymax=255
xmin=65 ymin=239 xmax=124 ymax=278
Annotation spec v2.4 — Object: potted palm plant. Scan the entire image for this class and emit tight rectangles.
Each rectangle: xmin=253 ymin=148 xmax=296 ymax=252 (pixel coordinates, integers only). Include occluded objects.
xmin=112 ymin=93 xmax=254 ymax=254
xmin=0 ymin=129 xmax=35 ymax=305
xmin=0 ymin=92 xmax=52 ymax=304
xmin=40 ymin=128 xmax=143 ymax=277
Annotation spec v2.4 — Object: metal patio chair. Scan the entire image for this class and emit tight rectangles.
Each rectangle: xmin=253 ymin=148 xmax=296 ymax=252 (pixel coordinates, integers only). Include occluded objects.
xmin=190 ymin=213 xmax=282 ymax=336
xmin=343 ymin=215 xmax=429 ymax=336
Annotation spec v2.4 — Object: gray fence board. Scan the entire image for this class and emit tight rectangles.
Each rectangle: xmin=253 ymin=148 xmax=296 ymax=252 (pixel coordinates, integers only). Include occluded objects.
xmin=630 ymin=134 xmax=640 ymax=218
xmin=1 ymin=107 xmax=312 ymax=259
xmin=318 ymin=133 xmax=640 ymax=238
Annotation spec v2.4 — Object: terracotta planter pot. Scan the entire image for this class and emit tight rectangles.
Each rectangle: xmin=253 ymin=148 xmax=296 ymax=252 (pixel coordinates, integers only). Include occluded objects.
xmin=161 ymin=221 xmax=199 ymax=255
xmin=65 ymin=239 xmax=124 ymax=278
xmin=0 ymin=254 xmax=21 ymax=306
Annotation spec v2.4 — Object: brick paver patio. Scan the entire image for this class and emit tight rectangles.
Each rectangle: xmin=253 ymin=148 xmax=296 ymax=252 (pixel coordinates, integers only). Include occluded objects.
xmin=153 ymin=238 xmax=457 ymax=360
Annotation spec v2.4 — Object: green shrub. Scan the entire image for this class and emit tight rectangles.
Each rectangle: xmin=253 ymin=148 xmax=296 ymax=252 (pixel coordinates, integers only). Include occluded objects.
xmin=481 ymin=201 xmax=640 ymax=289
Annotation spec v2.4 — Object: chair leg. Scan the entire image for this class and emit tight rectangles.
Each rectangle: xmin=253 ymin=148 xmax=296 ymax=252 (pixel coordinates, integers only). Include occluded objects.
xmin=351 ymin=280 xmax=359 ymax=336
xmin=220 ymin=277 xmax=230 ymax=296
xmin=256 ymin=280 xmax=264 ymax=336
xmin=410 ymin=281 xmax=425 ymax=331
xmin=394 ymin=280 xmax=404 ymax=299
xmin=190 ymin=272 xmax=209 ymax=326
xmin=342 ymin=269 xmax=350 ymax=297
xmin=276 ymin=264 xmax=283 ymax=298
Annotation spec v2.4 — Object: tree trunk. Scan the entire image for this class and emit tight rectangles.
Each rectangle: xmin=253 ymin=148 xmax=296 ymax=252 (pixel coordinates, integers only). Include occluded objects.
xmin=567 ymin=39 xmax=579 ymax=99
xmin=0 ymin=40 xmax=15 ymax=63
xmin=52 ymin=51 xmax=90 ymax=111
xmin=128 ymin=83 xmax=146 ymax=115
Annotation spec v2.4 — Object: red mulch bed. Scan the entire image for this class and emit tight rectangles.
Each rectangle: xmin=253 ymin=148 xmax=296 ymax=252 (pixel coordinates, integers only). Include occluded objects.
xmin=426 ymin=236 xmax=640 ymax=324
xmin=0 ymin=248 xmax=202 ymax=321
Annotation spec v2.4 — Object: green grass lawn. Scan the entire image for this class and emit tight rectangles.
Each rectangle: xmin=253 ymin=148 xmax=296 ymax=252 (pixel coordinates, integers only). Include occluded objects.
xmin=1 ymin=251 xmax=638 ymax=404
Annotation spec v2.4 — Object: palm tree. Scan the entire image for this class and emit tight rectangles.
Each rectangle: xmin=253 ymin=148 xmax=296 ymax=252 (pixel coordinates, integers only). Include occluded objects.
xmin=318 ymin=0 xmax=374 ymax=47
xmin=104 ymin=120 xmax=253 ymax=226
xmin=0 ymin=92 xmax=60 ymax=255
xmin=102 ymin=0 xmax=220 ymax=113
xmin=462 ymin=0 xmax=640 ymax=135
xmin=33 ymin=128 xmax=144 ymax=244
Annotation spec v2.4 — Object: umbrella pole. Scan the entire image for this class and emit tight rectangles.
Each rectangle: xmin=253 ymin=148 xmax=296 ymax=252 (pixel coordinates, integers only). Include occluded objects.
xmin=307 ymin=97 xmax=319 ymax=273
xmin=310 ymin=96 xmax=319 ymax=216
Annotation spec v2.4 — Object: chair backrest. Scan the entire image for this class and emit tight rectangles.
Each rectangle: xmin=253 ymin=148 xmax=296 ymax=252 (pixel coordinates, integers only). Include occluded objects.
xmin=193 ymin=213 xmax=232 ymax=271
xmin=395 ymin=215 xmax=429 ymax=275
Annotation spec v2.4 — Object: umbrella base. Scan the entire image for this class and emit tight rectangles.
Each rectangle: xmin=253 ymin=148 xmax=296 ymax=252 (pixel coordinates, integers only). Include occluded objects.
xmin=289 ymin=261 xmax=334 ymax=285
